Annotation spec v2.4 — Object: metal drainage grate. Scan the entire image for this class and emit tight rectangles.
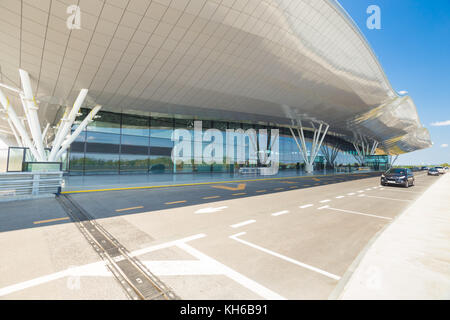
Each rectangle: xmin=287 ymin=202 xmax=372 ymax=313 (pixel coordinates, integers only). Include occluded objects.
xmin=57 ymin=194 xmax=178 ymax=300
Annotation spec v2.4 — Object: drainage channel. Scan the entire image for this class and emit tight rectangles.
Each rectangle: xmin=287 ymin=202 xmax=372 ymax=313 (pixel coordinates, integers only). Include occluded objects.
xmin=57 ymin=194 xmax=178 ymax=300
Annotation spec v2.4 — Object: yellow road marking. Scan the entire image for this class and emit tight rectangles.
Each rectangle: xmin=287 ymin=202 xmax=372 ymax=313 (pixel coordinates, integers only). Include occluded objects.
xmin=211 ymin=183 xmax=246 ymax=191
xmin=280 ymin=181 xmax=297 ymax=184
xmin=304 ymin=184 xmax=310 ymax=186
xmin=33 ymin=217 xmax=69 ymax=225
xmin=255 ymin=190 xmax=267 ymax=193
xmin=232 ymin=193 xmax=246 ymax=196
xmin=61 ymin=172 xmax=376 ymax=194
xmin=289 ymin=186 xmax=298 ymax=189
xmin=165 ymin=200 xmax=187 ymax=205
xmin=115 ymin=206 xmax=144 ymax=212
xmin=202 ymin=196 xmax=220 ymax=199
xmin=274 ymin=188 xmax=284 ymax=190
xmin=312 ymin=178 xmax=321 ymax=181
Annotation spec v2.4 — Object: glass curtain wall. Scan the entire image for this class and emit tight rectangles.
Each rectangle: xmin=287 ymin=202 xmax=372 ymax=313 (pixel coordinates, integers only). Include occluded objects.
xmin=68 ymin=109 xmax=360 ymax=175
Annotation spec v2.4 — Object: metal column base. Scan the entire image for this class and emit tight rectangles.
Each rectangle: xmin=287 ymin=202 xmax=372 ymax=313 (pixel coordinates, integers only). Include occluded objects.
xmin=305 ymin=163 xmax=313 ymax=173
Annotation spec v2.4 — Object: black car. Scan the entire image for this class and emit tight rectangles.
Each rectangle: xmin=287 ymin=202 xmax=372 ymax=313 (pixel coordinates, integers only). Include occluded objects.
xmin=381 ymin=168 xmax=415 ymax=187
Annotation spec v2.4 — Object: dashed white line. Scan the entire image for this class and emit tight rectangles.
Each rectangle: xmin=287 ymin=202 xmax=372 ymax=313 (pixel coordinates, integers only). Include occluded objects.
xmin=230 ymin=220 xmax=256 ymax=228
xmin=317 ymin=205 xmax=330 ymax=210
xmin=299 ymin=204 xmax=313 ymax=209
xmin=229 ymin=232 xmax=340 ymax=281
xmin=319 ymin=199 xmax=331 ymax=203
xmin=335 ymin=196 xmax=345 ymax=199
xmin=347 ymin=192 xmax=355 ymax=195
xmin=365 ymin=188 xmax=372 ymax=191
xmin=357 ymin=190 xmax=364 ymax=193
xmin=271 ymin=210 xmax=289 ymax=216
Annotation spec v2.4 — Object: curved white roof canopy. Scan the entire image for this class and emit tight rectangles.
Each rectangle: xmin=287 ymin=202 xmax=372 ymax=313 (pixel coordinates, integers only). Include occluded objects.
xmin=0 ymin=0 xmax=431 ymax=154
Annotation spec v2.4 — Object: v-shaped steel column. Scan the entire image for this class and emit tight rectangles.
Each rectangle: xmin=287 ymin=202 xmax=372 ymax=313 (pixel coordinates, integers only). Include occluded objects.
xmin=289 ymin=119 xmax=329 ymax=173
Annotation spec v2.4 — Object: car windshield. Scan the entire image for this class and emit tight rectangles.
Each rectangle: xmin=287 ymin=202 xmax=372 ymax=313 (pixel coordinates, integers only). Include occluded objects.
xmin=389 ymin=169 xmax=406 ymax=174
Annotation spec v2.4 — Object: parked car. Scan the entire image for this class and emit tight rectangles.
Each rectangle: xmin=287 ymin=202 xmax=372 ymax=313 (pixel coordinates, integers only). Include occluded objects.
xmin=435 ymin=166 xmax=445 ymax=174
xmin=381 ymin=168 xmax=415 ymax=187
xmin=428 ymin=168 xmax=439 ymax=176
xmin=421 ymin=166 xmax=429 ymax=171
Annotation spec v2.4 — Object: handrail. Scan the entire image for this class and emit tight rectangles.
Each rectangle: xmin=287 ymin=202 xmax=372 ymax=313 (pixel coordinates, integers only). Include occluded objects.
xmin=0 ymin=171 xmax=63 ymax=201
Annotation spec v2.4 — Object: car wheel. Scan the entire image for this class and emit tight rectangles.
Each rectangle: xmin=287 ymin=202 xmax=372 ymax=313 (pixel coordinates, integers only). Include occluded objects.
xmin=404 ymin=180 xmax=409 ymax=188
xmin=411 ymin=179 xmax=415 ymax=186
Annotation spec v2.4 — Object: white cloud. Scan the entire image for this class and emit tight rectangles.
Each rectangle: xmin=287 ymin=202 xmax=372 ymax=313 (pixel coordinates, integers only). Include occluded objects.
xmin=431 ymin=120 xmax=450 ymax=127
xmin=441 ymin=144 xmax=449 ymax=148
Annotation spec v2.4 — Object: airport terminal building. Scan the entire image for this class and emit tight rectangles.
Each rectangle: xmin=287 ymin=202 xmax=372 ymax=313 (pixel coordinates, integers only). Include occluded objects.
xmin=0 ymin=0 xmax=431 ymax=176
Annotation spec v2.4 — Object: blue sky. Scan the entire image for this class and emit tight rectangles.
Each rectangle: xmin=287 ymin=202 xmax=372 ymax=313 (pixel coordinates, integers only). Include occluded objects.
xmin=339 ymin=0 xmax=450 ymax=165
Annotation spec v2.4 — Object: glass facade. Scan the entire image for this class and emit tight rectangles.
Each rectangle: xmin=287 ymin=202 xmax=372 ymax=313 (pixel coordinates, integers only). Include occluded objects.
xmin=67 ymin=109 xmax=360 ymax=176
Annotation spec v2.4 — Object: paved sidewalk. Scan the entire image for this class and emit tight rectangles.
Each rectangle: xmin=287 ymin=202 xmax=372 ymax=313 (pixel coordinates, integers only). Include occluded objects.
xmin=337 ymin=173 xmax=450 ymax=299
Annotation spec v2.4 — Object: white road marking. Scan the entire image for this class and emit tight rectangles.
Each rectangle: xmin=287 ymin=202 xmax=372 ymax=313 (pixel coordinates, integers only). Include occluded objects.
xmin=357 ymin=194 xmax=365 ymax=197
xmin=0 ymin=269 xmax=72 ymax=297
xmin=229 ymin=232 xmax=340 ymax=281
xmin=143 ymin=260 xmax=223 ymax=276
xmin=365 ymin=188 xmax=372 ymax=191
xmin=319 ymin=199 xmax=330 ymax=203
xmin=321 ymin=206 xmax=392 ymax=220
xmin=130 ymin=233 xmax=207 ymax=257
xmin=194 ymin=206 xmax=228 ymax=214
xmin=363 ymin=195 xmax=412 ymax=202
xmin=230 ymin=219 xmax=256 ymax=228
xmin=299 ymin=204 xmax=313 ymax=208
xmin=271 ymin=210 xmax=289 ymax=216
xmin=335 ymin=196 xmax=345 ymax=199
xmin=0 ymin=233 xmax=208 ymax=297
xmin=357 ymin=190 xmax=364 ymax=193
xmin=178 ymin=241 xmax=286 ymax=300
xmin=347 ymin=192 xmax=355 ymax=195
xmin=317 ymin=205 xmax=330 ymax=210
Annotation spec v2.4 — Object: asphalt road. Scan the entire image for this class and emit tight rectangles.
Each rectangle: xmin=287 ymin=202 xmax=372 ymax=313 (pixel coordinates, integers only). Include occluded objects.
xmin=65 ymin=172 xmax=381 ymax=218
xmin=0 ymin=171 xmax=440 ymax=299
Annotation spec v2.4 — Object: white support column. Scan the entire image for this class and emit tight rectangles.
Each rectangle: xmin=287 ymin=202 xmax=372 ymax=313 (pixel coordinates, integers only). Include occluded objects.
xmin=19 ymin=69 xmax=45 ymax=161
xmin=289 ymin=127 xmax=307 ymax=164
xmin=49 ymin=89 xmax=88 ymax=161
xmin=390 ymin=154 xmax=399 ymax=168
xmin=0 ymin=88 xmax=40 ymax=160
xmin=7 ymin=117 xmax=23 ymax=147
xmin=312 ymin=123 xmax=329 ymax=161
xmin=54 ymin=105 xmax=101 ymax=160
xmin=289 ymin=120 xmax=329 ymax=173
xmin=370 ymin=141 xmax=379 ymax=155
xmin=41 ymin=123 xmax=50 ymax=145
xmin=352 ymin=142 xmax=364 ymax=165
